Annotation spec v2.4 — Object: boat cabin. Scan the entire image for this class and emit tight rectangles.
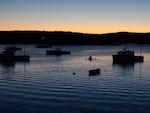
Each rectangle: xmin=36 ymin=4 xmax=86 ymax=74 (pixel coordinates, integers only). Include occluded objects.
xmin=118 ymin=50 xmax=134 ymax=56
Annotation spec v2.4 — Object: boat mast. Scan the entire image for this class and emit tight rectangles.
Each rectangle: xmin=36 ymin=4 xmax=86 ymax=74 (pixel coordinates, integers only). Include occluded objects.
xmin=24 ymin=44 xmax=25 ymax=55
xmin=23 ymin=35 xmax=26 ymax=56
xmin=140 ymin=37 xmax=142 ymax=56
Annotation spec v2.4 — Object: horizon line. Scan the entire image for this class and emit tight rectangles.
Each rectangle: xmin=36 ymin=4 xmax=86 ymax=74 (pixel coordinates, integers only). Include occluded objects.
xmin=0 ymin=30 xmax=150 ymax=35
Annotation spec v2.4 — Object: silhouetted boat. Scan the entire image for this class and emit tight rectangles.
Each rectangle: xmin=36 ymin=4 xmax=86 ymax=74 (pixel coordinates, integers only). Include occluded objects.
xmin=89 ymin=69 xmax=100 ymax=76
xmin=112 ymin=49 xmax=144 ymax=64
xmin=46 ymin=49 xmax=71 ymax=55
xmin=5 ymin=46 xmax=22 ymax=51
xmin=36 ymin=44 xmax=52 ymax=48
xmin=0 ymin=48 xmax=30 ymax=62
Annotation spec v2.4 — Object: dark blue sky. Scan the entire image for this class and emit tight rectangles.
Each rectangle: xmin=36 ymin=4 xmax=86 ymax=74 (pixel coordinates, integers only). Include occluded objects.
xmin=0 ymin=0 xmax=150 ymax=33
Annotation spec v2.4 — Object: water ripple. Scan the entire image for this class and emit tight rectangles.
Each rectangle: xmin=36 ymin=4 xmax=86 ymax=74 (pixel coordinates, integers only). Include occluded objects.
xmin=0 ymin=45 xmax=150 ymax=113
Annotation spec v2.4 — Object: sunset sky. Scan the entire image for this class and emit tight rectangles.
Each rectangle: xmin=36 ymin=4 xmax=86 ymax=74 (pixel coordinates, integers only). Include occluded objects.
xmin=0 ymin=0 xmax=150 ymax=34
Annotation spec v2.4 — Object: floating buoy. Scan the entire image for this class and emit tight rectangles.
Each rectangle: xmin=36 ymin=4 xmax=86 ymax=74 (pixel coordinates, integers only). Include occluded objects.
xmin=88 ymin=56 xmax=92 ymax=61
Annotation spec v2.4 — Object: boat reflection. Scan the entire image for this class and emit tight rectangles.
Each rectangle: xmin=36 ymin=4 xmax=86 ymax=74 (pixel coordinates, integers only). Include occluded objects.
xmin=0 ymin=61 xmax=29 ymax=80
xmin=112 ymin=63 xmax=135 ymax=76
xmin=0 ymin=62 xmax=15 ymax=68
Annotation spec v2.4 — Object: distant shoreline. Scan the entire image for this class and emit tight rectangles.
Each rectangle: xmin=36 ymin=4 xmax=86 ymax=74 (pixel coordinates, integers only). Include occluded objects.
xmin=0 ymin=31 xmax=150 ymax=45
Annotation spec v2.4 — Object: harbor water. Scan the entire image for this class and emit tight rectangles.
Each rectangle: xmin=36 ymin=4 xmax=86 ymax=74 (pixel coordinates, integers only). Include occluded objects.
xmin=0 ymin=44 xmax=150 ymax=113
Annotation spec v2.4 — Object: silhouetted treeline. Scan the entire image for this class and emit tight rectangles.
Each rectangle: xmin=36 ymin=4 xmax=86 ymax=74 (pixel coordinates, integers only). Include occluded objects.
xmin=0 ymin=31 xmax=150 ymax=45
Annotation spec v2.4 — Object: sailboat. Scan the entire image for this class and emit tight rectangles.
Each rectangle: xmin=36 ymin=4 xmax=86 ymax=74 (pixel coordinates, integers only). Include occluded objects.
xmin=0 ymin=47 xmax=30 ymax=62
xmin=0 ymin=31 xmax=30 ymax=62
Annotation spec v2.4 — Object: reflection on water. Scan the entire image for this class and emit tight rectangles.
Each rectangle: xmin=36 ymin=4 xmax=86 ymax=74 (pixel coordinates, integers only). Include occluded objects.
xmin=0 ymin=62 xmax=15 ymax=80
xmin=112 ymin=63 xmax=135 ymax=76
xmin=0 ymin=45 xmax=150 ymax=113
xmin=0 ymin=62 xmax=15 ymax=68
xmin=0 ymin=61 xmax=29 ymax=81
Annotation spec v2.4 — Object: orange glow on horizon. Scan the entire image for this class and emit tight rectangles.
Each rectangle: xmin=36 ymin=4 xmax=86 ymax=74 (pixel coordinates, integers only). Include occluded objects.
xmin=0 ymin=24 xmax=150 ymax=34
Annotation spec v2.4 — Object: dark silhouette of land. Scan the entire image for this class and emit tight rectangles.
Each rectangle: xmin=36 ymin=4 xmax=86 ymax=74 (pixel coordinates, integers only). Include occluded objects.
xmin=0 ymin=31 xmax=150 ymax=45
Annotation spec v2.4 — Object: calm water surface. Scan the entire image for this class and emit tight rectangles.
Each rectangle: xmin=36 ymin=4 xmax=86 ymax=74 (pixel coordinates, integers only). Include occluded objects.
xmin=0 ymin=44 xmax=150 ymax=113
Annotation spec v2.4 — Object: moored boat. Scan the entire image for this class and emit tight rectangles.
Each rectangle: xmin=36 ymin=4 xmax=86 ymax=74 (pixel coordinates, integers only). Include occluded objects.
xmin=89 ymin=69 xmax=100 ymax=76
xmin=5 ymin=46 xmax=22 ymax=51
xmin=112 ymin=49 xmax=144 ymax=64
xmin=46 ymin=49 xmax=71 ymax=55
xmin=36 ymin=44 xmax=52 ymax=48
xmin=0 ymin=49 xmax=30 ymax=62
